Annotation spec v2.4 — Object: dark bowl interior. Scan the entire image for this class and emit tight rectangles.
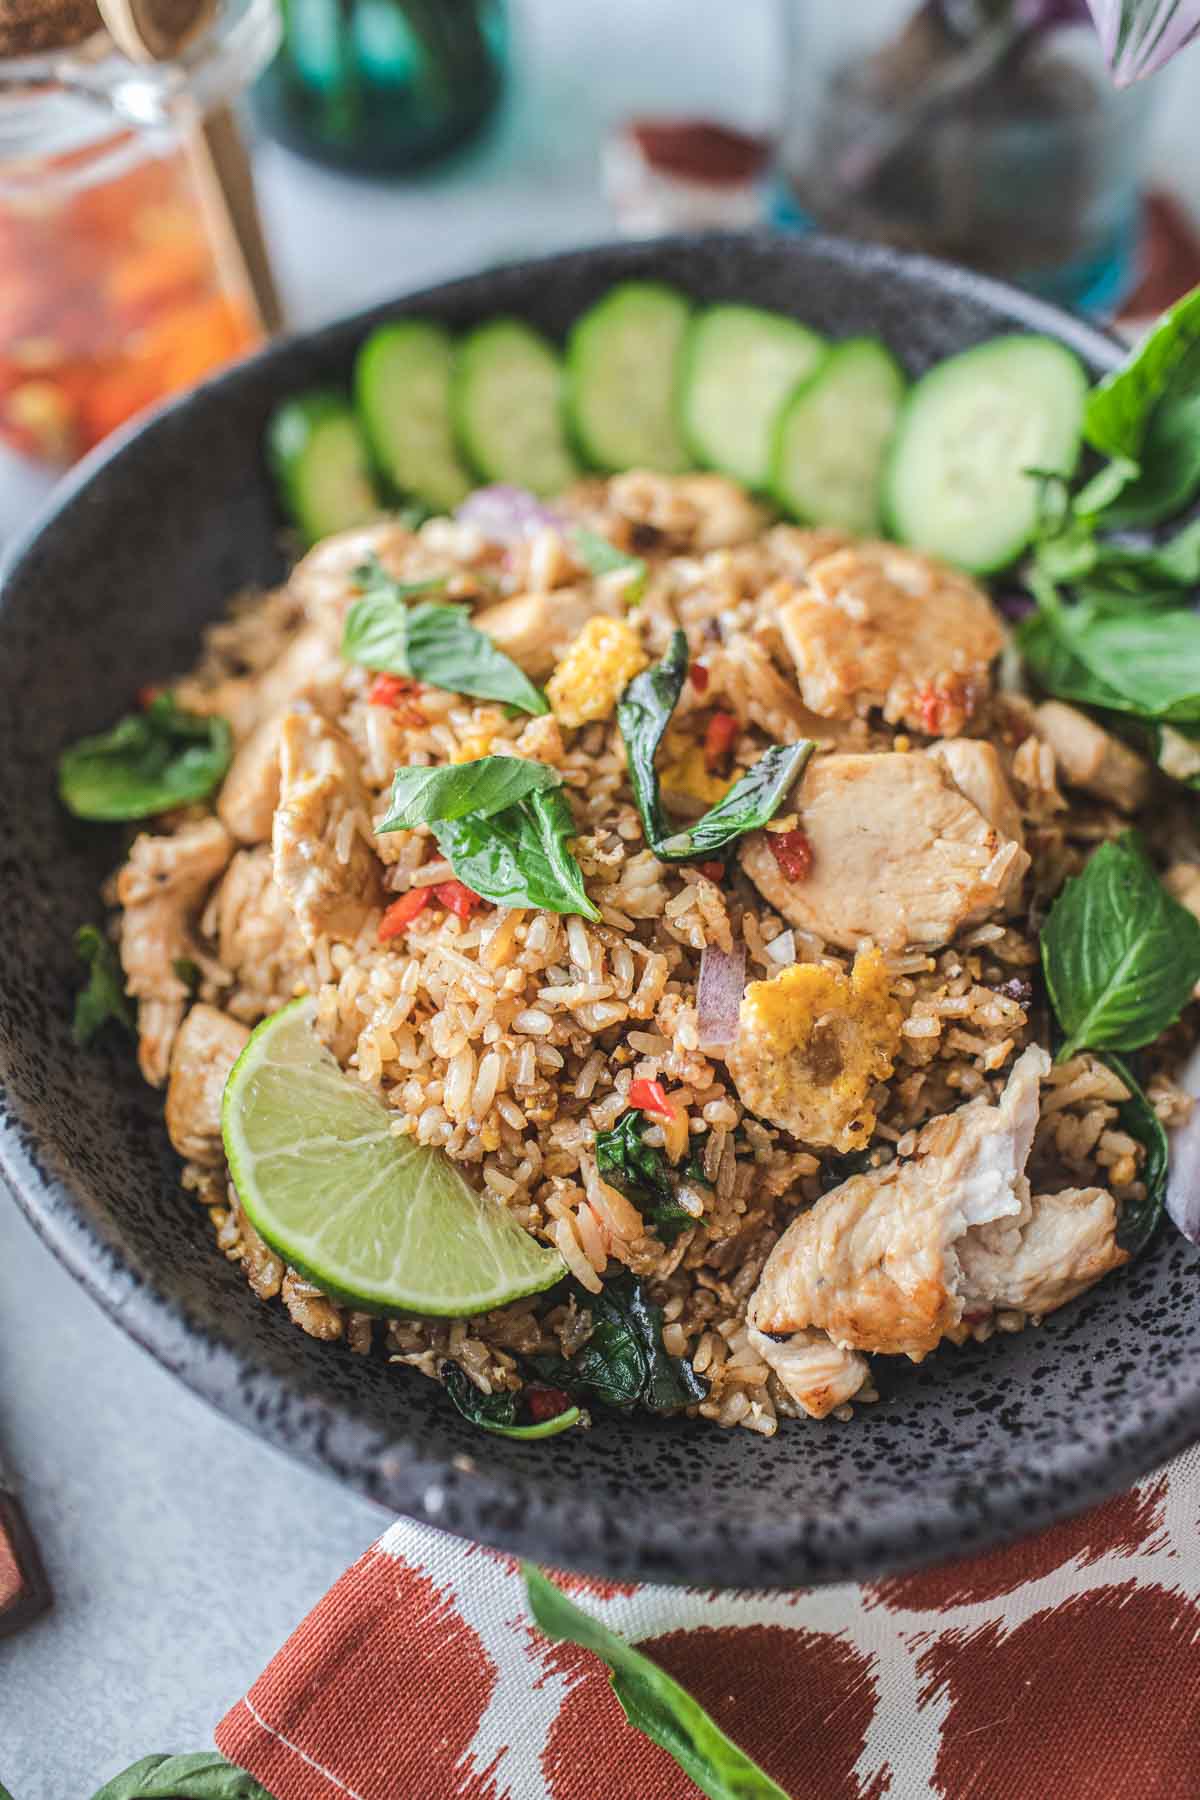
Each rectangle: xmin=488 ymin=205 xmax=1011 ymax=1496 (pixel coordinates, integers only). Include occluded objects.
xmin=3 ymin=234 xmax=1197 ymax=1589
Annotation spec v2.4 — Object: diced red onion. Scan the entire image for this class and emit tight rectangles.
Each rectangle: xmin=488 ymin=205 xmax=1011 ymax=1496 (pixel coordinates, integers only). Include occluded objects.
xmin=456 ymin=485 xmax=563 ymax=545
xmin=696 ymin=941 xmax=746 ymax=1050
xmin=1166 ymin=1042 xmax=1200 ymax=1242
xmin=1085 ymin=0 xmax=1200 ymax=84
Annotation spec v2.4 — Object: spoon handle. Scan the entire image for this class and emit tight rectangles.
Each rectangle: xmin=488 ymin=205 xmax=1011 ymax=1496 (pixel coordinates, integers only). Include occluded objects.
xmin=181 ymin=101 xmax=285 ymax=339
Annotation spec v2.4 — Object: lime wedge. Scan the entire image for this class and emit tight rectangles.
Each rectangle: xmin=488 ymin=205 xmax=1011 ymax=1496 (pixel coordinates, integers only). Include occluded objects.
xmin=222 ymin=998 xmax=565 ymax=1316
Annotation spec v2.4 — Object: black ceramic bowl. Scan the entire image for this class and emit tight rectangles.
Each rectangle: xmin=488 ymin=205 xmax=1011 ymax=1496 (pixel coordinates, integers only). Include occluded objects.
xmin=3 ymin=235 xmax=1197 ymax=1588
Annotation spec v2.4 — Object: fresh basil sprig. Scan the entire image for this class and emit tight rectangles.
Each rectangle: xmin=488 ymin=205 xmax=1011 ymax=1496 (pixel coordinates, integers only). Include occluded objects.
xmin=523 ymin=1567 xmax=788 ymax=1800
xmin=58 ymin=693 xmax=232 ymax=822
xmin=442 ymin=1362 xmax=583 ymax=1439
xmin=344 ymin=560 xmax=548 ymax=716
xmin=573 ymin=526 xmax=647 ymax=603
xmin=1084 ymin=287 xmax=1200 ymax=465
xmin=533 ymin=1274 xmax=707 ymax=1413
xmin=1018 ymin=575 xmax=1200 ymax=725
xmin=1103 ymin=1053 xmax=1169 ymax=1258
xmin=90 ymin=1751 xmax=272 ymax=1799
xmin=1041 ymin=833 xmax=1200 ymax=1063
xmin=617 ymin=630 xmax=813 ymax=863
xmin=72 ymin=925 xmax=133 ymax=1048
xmin=377 ymin=755 xmax=598 ymax=919
xmin=595 ymin=1109 xmax=698 ymax=1244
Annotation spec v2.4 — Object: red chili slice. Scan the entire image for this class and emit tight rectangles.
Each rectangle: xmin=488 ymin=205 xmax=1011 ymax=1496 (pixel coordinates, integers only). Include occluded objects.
xmin=526 ymin=1386 xmax=572 ymax=1423
xmin=703 ymin=710 xmax=739 ymax=773
xmin=696 ymin=860 xmax=725 ymax=883
xmin=628 ymin=1077 xmax=672 ymax=1119
xmin=435 ymin=879 xmax=484 ymax=921
xmin=689 ymin=661 xmax=710 ymax=693
xmin=766 ymin=828 xmax=813 ymax=883
xmin=378 ymin=889 xmax=431 ymax=940
xmin=368 ymin=673 xmax=420 ymax=708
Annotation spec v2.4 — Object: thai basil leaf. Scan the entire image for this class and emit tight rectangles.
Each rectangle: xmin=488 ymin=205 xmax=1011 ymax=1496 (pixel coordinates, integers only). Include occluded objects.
xmin=595 ymin=1109 xmax=696 ymax=1243
xmin=535 ymin=1274 xmax=707 ymax=1412
xmin=377 ymin=756 xmax=560 ymax=830
xmin=658 ymin=742 xmax=815 ymax=861
xmin=1097 ymin=387 xmax=1200 ymax=530
xmin=617 ymin=631 xmax=811 ymax=863
xmin=442 ymin=1362 xmax=583 ymax=1439
xmin=573 ymin=526 xmax=648 ymax=603
xmin=1017 ymin=608 xmax=1131 ymax=713
xmin=344 ymin=567 xmax=547 ymax=715
xmin=434 ymin=787 xmax=599 ymax=920
xmin=1020 ymin=587 xmax=1200 ymax=723
xmin=523 ymin=1567 xmax=788 ymax=1800
xmin=1041 ymin=833 xmax=1200 ymax=1061
xmin=1103 ymin=1053 xmax=1168 ymax=1258
xmin=58 ymin=693 xmax=232 ymax=822
xmin=1083 ymin=285 xmax=1200 ymax=460
xmin=90 ymin=1752 xmax=273 ymax=1799
xmin=72 ymin=925 xmax=133 ymax=1047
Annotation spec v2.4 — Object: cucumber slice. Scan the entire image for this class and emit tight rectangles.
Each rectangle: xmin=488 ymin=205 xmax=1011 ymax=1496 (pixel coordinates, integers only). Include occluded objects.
xmin=771 ymin=338 xmax=906 ymax=533
xmin=883 ymin=334 xmax=1087 ymax=575
xmin=453 ymin=318 xmax=580 ymax=496
xmin=683 ymin=304 xmax=826 ymax=490
xmin=566 ymin=281 xmax=692 ymax=473
xmin=355 ymin=320 xmax=472 ymax=515
xmin=266 ymin=391 xmax=380 ymax=547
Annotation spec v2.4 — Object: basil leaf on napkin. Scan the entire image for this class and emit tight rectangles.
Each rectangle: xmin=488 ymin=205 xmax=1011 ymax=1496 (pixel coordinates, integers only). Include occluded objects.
xmin=58 ymin=693 xmax=232 ymax=822
xmin=1103 ymin=1054 xmax=1169 ymax=1258
xmin=573 ymin=526 xmax=648 ymax=603
xmin=90 ymin=1751 xmax=273 ymax=1799
xmin=595 ymin=1109 xmax=698 ymax=1244
xmin=1041 ymin=833 xmax=1200 ymax=1061
xmin=535 ymin=1273 xmax=707 ymax=1412
xmin=377 ymin=756 xmax=559 ymax=830
xmin=435 ymin=786 xmax=599 ymax=920
xmin=442 ymin=1362 xmax=583 ymax=1439
xmin=72 ymin=925 xmax=133 ymax=1048
xmin=523 ymin=1567 xmax=789 ymax=1800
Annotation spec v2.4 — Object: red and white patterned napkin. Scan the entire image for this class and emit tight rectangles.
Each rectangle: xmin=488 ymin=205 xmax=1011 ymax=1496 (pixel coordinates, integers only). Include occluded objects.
xmin=215 ymin=1448 xmax=1200 ymax=1799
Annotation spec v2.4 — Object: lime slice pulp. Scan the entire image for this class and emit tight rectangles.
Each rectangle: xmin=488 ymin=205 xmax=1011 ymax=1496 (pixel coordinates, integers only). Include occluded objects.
xmin=222 ymin=997 xmax=565 ymax=1316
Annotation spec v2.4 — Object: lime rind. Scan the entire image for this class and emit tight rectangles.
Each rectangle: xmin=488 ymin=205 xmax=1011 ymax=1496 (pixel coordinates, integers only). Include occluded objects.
xmin=222 ymin=998 xmax=565 ymax=1316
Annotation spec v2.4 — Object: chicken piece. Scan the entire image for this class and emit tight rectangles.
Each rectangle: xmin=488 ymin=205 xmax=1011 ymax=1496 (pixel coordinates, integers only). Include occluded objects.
xmin=764 ymin=524 xmax=854 ymax=577
xmin=608 ymin=471 xmax=767 ymax=551
xmin=1157 ymin=725 xmax=1200 ymax=785
xmin=281 ymin=1270 xmax=344 ymax=1340
xmin=1034 ymin=701 xmax=1151 ymax=812
xmin=474 ymin=586 xmax=622 ymax=680
xmin=116 ymin=817 xmax=234 ymax=1086
xmin=288 ymin=520 xmax=417 ymax=625
xmin=746 ymin=1325 xmax=871 ymax=1421
xmin=750 ymin=1046 xmax=1123 ymax=1362
xmin=927 ymin=738 xmax=1025 ymax=847
xmin=164 ymin=1004 xmax=249 ymax=1165
xmin=957 ymin=1187 xmax=1127 ymax=1322
xmin=178 ymin=623 xmax=345 ymax=741
xmin=718 ymin=633 xmax=854 ymax=748
xmin=777 ymin=542 xmax=1004 ymax=732
xmin=205 ymin=845 xmax=306 ymax=1013
xmin=727 ymin=949 xmax=902 ymax=1151
xmin=739 ymin=752 xmax=1029 ymax=953
xmin=273 ymin=711 xmax=383 ymax=945
xmin=217 ymin=713 xmax=282 ymax=844
xmin=547 ymin=616 xmax=647 ymax=728
xmin=239 ymin=1210 xmax=284 ymax=1300
xmin=1167 ymin=862 xmax=1200 ymax=923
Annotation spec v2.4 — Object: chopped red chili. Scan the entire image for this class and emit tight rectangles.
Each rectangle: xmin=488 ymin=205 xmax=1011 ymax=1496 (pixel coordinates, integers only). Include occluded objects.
xmin=696 ymin=860 xmax=725 ymax=884
xmin=767 ymin=828 xmax=814 ymax=883
xmin=526 ymin=1386 xmax=572 ymax=1424
xmin=689 ymin=661 xmax=710 ymax=693
xmin=628 ymin=1077 xmax=672 ymax=1119
xmin=917 ymin=686 xmax=943 ymax=735
xmin=367 ymin=672 xmax=421 ymax=708
xmin=378 ymin=889 xmax=431 ymax=940
xmin=435 ymin=879 xmax=484 ymax=920
xmin=703 ymin=710 xmax=738 ymax=773
xmin=137 ymin=683 xmax=162 ymax=709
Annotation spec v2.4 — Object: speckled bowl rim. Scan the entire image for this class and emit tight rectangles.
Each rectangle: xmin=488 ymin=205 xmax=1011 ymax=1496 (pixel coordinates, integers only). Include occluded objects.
xmin=4 ymin=232 xmax=1197 ymax=1590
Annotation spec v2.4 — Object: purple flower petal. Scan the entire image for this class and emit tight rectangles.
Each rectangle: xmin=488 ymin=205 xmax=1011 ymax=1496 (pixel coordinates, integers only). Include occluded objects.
xmin=456 ymin=485 xmax=563 ymax=546
xmin=1085 ymin=0 xmax=1200 ymax=84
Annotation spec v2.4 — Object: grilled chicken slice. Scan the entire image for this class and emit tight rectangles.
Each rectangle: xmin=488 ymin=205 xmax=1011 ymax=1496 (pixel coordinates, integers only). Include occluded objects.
xmin=607 ymin=471 xmax=767 ymax=551
xmin=288 ymin=520 xmax=418 ymax=625
xmin=746 ymin=1325 xmax=871 ymax=1421
xmin=165 ymin=1004 xmax=250 ymax=1165
xmin=750 ymin=1047 xmax=1126 ymax=1361
xmin=1034 ymin=701 xmax=1151 ymax=813
xmin=217 ymin=714 xmax=283 ymax=845
xmin=718 ymin=633 xmax=855 ymax=748
xmin=273 ymin=711 xmax=383 ymax=945
xmin=203 ymin=846 xmax=308 ymax=1023
xmin=474 ymin=586 xmax=621 ymax=680
xmin=116 ymin=818 xmax=234 ymax=1086
xmin=177 ymin=623 xmax=345 ymax=741
xmin=777 ymin=541 xmax=1004 ymax=732
xmin=927 ymin=737 xmax=1025 ymax=847
xmin=739 ymin=751 xmax=1029 ymax=952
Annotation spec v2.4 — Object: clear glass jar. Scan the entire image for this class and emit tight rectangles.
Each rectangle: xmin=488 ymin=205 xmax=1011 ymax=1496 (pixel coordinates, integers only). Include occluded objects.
xmin=773 ymin=0 xmax=1156 ymax=311
xmin=0 ymin=0 xmax=279 ymax=465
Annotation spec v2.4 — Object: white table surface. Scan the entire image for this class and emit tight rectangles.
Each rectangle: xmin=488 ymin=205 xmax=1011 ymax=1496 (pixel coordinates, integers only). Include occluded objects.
xmin=1 ymin=6 xmax=1197 ymax=1793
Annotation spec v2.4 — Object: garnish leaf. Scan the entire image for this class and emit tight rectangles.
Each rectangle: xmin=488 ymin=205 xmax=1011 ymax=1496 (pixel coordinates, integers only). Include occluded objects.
xmin=1103 ymin=1053 xmax=1169 ymax=1258
xmin=442 ymin=1362 xmax=583 ymax=1439
xmin=595 ymin=1109 xmax=697 ymax=1243
xmin=1083 ymin=286 xmax=1200 ymax=461
xmin=58 ymin=693 xmax=232 ymax=822
xmin=377 ymin=756 xmax=559 ymax=830
xmin=90 ymin=1752 xmax=272 ymax=1799
xmin=573 ymin=526 xmax=648 ymax=603
xmin=535 ymin=1273 xmax=707 ymax=1412
xmin=658 ymin=742 xmax=815 ymax=861
xmin=523 ymin=1566 xmax=788 ymax=1800
xmin=72 ymin=925 xmax=133 ymax=1048
xmin=1041 ymin=833 xmax=1200 ymax=1061
xmin=435 ymin=786 xmax=600 ymax=920
xmin=344 ymin=576 xmax=547 ymax=716
xmin=1019 ymin=589 xmax=1200 ymax=724
xmin=1097 ymin=388 xmax=1200 ymax=530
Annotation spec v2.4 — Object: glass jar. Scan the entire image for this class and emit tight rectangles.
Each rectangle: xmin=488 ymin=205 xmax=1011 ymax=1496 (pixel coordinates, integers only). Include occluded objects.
xmin=253 ymin=0 xmax=506 ymax=175
xmin=773 ymin=0 xmax=1156 ymax=311
xmin=0 ymin=0 xmax=279 ymax=466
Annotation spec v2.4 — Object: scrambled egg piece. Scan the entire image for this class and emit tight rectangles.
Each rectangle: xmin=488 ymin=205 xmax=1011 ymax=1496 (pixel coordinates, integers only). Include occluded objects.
xmin=659 ymin=732 xmax=740 ymax=809
xmin=726 ymin=948 xmax=902 ymax=1151
xmin=546 ymin=616 xmax=648 ymax=729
